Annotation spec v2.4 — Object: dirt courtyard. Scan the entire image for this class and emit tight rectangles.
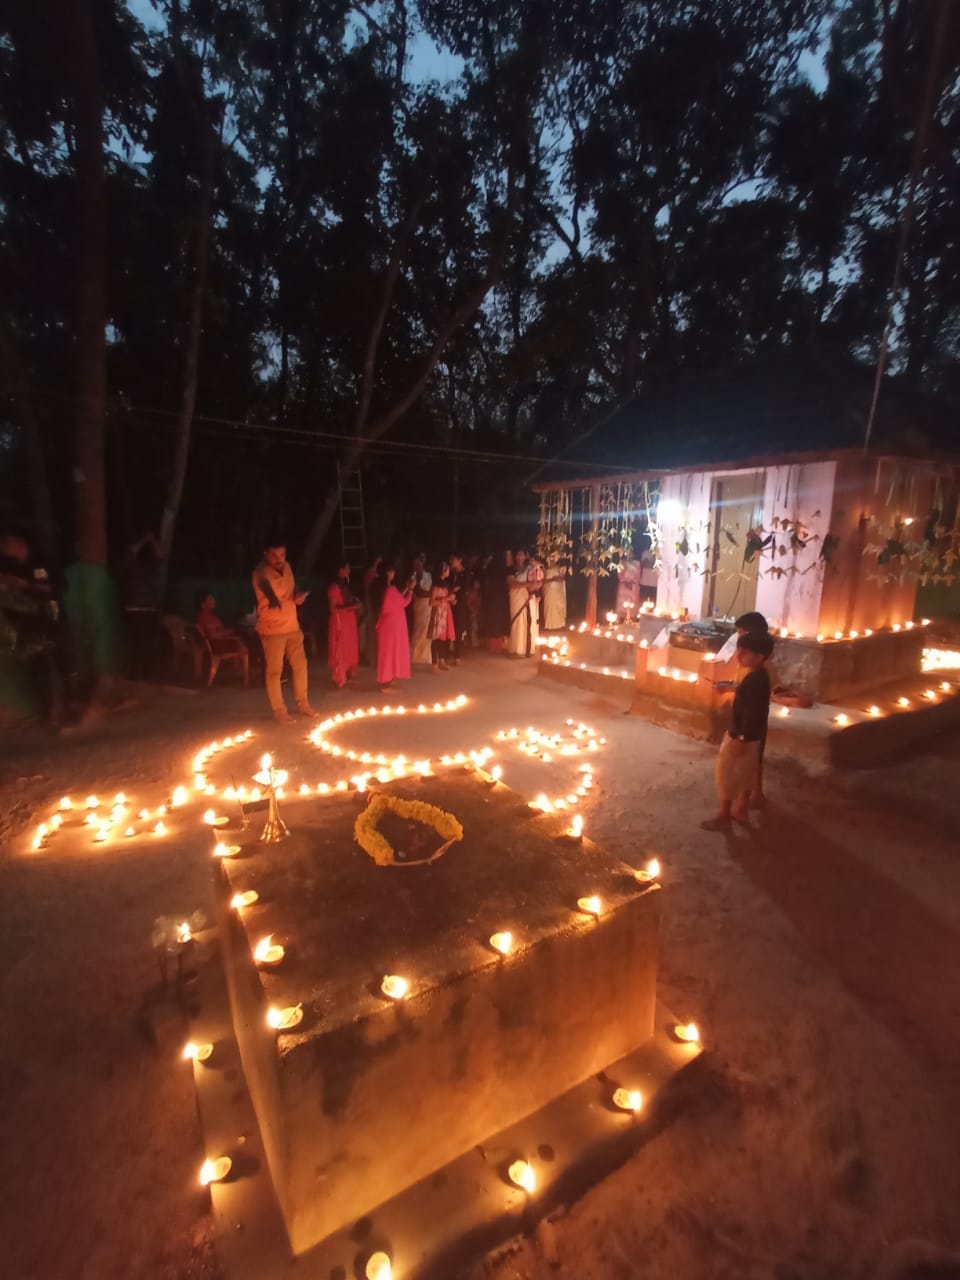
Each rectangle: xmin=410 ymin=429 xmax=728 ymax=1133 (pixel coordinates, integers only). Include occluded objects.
xmin=1 ymin=654 xmax=959 ymax=1280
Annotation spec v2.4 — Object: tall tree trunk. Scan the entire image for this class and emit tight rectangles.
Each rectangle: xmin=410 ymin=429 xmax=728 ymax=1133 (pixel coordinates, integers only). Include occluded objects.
xmin=157 ymin=120 xmax=217 ymax=589
xmin=0 ymin=333 xmax=57 ymax=555
xmin=68 ymin=0 xmax=108 ymax=567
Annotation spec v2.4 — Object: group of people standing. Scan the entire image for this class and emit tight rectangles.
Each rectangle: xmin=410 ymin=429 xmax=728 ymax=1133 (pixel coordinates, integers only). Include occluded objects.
xmin=249 ymin=539 xmax=571 ymax=722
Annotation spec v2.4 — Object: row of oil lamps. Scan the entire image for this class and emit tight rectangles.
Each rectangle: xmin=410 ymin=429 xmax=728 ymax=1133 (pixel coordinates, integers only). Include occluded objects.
xmin=559 ymin=618 xmax=935 ymax=647
xmin=29 ymin=689 xmax=699 ymax=1278
xmin=187 ymin=696 xmax=700 ymax=1268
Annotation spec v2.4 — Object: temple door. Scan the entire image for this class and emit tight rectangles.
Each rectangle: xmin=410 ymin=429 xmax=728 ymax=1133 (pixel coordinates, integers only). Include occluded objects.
xmin=702 ymin=471 xmax=764 ymax=620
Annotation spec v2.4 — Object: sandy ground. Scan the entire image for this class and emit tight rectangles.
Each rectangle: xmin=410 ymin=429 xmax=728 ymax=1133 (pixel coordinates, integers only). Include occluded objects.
xmin=1 ymin=654 xmax=959 ymax=1280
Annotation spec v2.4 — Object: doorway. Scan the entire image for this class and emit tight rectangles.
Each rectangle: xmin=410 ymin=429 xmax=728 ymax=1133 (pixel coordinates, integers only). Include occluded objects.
xmin=701 ymin=471 xmax=765 ymax=620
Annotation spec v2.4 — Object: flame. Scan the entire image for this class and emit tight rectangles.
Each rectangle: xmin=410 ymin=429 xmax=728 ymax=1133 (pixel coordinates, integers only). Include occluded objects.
xmin=570 ymin=814 xmax=583 ymax=838
xmin=577 ymin=895 xmax=602 ymax=917
xmin=508 ymin=1159 xmax=536 ymax=1193
xmin=199 ymin=1156 xmax=231 ymax=1186
xmin=183 ymin=1041 xmax=213 ymax=1062
xmin=254 ymin=935 xmax=284 ymax=965
xmin=675 ymin=1022 xmax=700 ymax=1044
xmin=230 ymin=889 xmax=259 ymax=909
xmin=490 ymin=931 xmax=513 ymax=956
xmin=381 ymin=974 xmax=409 ymax=1000
xmin=365 ymin=1252 xmax=393 ymax=1280
xmin=612 ymin=1087 xmax=643 ymax=1113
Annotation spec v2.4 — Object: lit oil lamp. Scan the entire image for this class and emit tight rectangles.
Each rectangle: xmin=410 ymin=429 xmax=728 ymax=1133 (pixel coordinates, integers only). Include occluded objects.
xmin=634 ymin=858 xmax=660 ymax=883
xmin=897 ymin=696 xmax=910 ymax=708
xmin=489 ymin=931 xmax=513 ymax=956
xmin=675 ymin=1022 xmax=700 ymax=1044
xmin=183 ymin=1040 xmax=213 ymax=1062
xmin=868 ymin=705 xmax=881 ymax=717
xmin=612 ymin=1087 xmax=643 ymax=1113
xmin=171 ymin=785 xmax=188 ymax=807
xmin=202 ymin=808 xmax=228 ymax=828
xmin=365 ymin=1251 xmax=392 ymax=1280
xmin=508 ymin=1159 xmax=536 ymax=1193
xmin=230 ymin=889 xmax=259 ymax=909
xmin=833 ymin=713 xmax=849 ymax=726
xmin=267 ymin=1003 xmax=303 ymax=1031
xmin=153 ymin=821 xmax=167 ymax=836
xmin=568 ymin=814 xmax=583 ymax=839
xmin=253 ymin=935 xmax=285 ymax=965
xmin=213 ymin=842 xmax=240 ymax=858
xmin=200 ymin=1156 xmax=232 ymax=1185
xmin=176 ymin=922 xmax=193 ymax=944
xmin=577 ymin=895 xmax=602 ymax=917
xmin=59 ymin=796 xmax=73 ymax=812
xmin=381 ymin=974 xmax=409 ymax=1000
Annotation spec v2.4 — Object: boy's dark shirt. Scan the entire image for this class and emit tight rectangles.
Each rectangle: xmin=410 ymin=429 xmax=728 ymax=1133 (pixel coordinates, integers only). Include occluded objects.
xmin=730 ymin=667 xmax=771 ymax=743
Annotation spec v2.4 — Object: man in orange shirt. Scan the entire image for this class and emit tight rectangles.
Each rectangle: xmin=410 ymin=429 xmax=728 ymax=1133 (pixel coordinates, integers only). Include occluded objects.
xmin=252 ymin=540 xmax=317 ymax=723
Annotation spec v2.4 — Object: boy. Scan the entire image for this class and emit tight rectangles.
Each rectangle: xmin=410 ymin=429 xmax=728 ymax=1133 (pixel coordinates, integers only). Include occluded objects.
xmin=702 ymin=630 xmax=774 ymax=830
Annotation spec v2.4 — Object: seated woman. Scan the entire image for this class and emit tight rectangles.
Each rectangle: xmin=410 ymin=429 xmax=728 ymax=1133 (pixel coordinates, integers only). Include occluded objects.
xmin=194 ymin=591 xmax=249 ymax=684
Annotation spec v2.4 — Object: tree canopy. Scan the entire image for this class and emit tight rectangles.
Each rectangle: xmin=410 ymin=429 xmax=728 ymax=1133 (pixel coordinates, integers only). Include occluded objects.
xmin=1 ymin=0 xmax=957 ymax=573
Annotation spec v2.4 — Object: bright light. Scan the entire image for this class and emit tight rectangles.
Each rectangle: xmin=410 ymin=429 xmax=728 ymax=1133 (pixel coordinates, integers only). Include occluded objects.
xmin=230 ymin=890 xmax=259 ymax=909
xmin=200 ymin=1156 xmax=231 ymax=1186
xmin=577 ymin=896 xmax=602 ymax=917
xmin=508 ymin=1159 xmax=536 ymax=1193
xmin=365 ymin=1252 xmax=393 ymax=1280
xmin=266 ymin=1003 xmax=303 ymax=1031
xmin=381 ymin=974 xmax=409 ymax=1000
xmin=612 ymin=1087 xmax=643 ymax=1113
xmin=182 ymin=1041 xmax=213 ymax=1062
xmin=675 ymin=1022 xmax=700 ymax=1044
xmin=254 ymin=935 xmax=284 ymax=965
xmin=833 ymin=713 xmax=849 ymax=727
xmin=490 ymin=931 xmax=513 ymax=956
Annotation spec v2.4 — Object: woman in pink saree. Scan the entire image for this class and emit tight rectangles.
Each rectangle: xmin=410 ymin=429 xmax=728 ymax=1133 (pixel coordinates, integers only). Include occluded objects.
xmin=375 ymin=564 xmax=414 ymax=689
xmin=327 ymin=561 xmax=360 ymax=688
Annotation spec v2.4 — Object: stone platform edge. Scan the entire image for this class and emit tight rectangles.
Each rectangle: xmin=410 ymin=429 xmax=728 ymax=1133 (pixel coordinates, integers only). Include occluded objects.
xmin=187 ymin=921 xmax=703 ymax=1280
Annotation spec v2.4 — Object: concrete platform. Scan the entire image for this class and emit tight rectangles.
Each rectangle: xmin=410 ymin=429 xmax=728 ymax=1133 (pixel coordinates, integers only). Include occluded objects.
xmin=188 ymin=923 xmax=700 ymax=1280
xmin=216 ymin=771 xmax=668 ymax=1256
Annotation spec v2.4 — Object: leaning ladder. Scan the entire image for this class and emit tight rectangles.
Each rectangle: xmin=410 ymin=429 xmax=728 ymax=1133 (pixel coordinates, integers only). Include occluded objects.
xmin=337 ymin=461 xmax=368 ymax=567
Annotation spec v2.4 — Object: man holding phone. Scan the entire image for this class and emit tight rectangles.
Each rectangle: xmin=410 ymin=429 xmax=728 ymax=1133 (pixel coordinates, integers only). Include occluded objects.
xmin=252 ymin=539 xmax=317 ymax=723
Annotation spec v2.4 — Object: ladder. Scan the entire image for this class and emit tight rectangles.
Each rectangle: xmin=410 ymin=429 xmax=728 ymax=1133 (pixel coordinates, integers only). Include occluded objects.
xmin=337 ymin=461 xmax=368 ymax=567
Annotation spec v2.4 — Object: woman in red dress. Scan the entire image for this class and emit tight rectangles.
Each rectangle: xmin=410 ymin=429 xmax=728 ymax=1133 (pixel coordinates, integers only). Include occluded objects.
xmin=327 ymin=562 xmax=360 ymax=688
xmin=375 ymin=564 xmax=414 ymax=690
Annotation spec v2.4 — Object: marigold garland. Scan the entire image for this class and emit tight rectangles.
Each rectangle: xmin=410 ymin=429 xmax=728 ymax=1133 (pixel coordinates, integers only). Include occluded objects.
xmin=354 ymin=793 xmax=464 ymax=867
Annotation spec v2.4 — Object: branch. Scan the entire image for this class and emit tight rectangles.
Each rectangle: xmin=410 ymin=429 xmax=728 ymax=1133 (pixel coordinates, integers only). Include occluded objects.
xmin=353 ymin=190 xmax=426 ymax=436
xmin=535 ymin=196 xmax=582 ymax=262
